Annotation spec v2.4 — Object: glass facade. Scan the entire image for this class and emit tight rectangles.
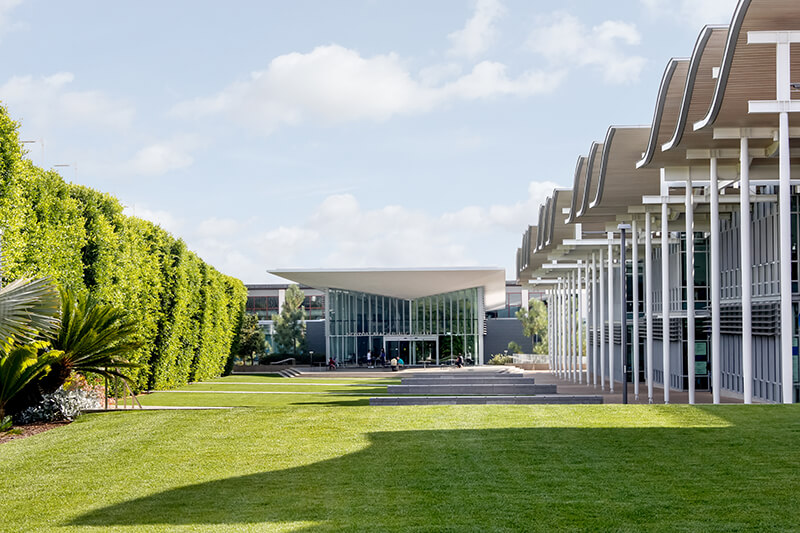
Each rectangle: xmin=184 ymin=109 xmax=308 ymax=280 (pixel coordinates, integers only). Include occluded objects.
xmin=327 ymin=287 xmax=482 ymax=365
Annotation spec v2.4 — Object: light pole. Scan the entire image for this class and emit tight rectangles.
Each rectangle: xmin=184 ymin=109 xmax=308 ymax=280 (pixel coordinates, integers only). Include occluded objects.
xmin=619 ymin=223 xmax=631 ymax=405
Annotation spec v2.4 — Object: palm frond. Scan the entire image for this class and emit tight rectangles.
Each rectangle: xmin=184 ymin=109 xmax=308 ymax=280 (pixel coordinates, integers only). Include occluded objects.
xmin=49 ymin=288 xmax=142 ymax=386
xmin=0 ymin=278 xmax=61 ymax=345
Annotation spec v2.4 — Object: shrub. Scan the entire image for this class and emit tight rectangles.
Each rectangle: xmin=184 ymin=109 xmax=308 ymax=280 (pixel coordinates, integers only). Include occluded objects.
xmin=487 ymin=354 xmax=513 ymax=365
xmin=13 ymin=388 xmax=101 ymax=424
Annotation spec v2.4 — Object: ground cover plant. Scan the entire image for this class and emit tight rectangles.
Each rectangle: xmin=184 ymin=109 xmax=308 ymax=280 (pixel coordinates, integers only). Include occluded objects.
xmin=1 ymin=374 xmax=799 ymax=532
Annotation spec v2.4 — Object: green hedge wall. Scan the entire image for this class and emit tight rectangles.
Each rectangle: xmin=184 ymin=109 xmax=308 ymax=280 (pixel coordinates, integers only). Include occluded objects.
xmin=0 ymin=104 xmax=247 ymax=391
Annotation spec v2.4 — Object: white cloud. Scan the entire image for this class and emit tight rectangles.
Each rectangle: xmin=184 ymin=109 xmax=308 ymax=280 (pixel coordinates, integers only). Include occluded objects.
xmin=0 ymin=0 xmax=24 ymax=39
xmin=122 ymin=205 xmax=184 ymax=236
xmin=527 ymin=13 xmax=646 ymax=84
xmin=640 ymin=0 xmax=738 ymax=29
xmin=171 ymin=44 xmax=564 ymax=133
xmin=177 ymin=181 xmax=557 ymax=283
xmin=447 ymin=0 xmax=506 ymax=59
xmin=0 ymin=72 xmax=135 ymax=131
xmin=127 ymin=136 xmax=200 ymax=176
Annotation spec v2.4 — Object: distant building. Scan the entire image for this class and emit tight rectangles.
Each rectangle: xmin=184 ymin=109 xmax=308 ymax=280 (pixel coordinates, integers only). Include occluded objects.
xmin=246 ymin=268 xmax=538 ymax=364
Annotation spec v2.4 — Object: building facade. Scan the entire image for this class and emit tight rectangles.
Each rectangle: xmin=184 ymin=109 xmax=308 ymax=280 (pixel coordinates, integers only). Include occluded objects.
xmin=517 ymin=0 xmax=800 ymax=404
xmin=247 ymin=269 xmax=534 ymax=365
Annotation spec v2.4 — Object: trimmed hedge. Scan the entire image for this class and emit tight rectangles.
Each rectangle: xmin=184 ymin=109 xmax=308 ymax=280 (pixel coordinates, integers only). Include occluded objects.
xmin=0 ymin=104 xmax=246 ymax=391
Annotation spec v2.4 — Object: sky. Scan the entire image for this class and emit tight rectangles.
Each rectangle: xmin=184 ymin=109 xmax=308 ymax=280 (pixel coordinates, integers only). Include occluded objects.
xmin=0 ymin=0 xmax=740 ymax=284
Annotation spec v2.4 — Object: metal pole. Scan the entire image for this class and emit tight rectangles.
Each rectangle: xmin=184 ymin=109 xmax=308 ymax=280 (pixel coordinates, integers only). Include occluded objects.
xmin=645 ymin=213 xmax=654 ymax=403
xmin=779 ymin=111 xmax=793 ymax=404
xmin=686 ymin=172 xmax=696 ymax=405
xmin=632 ymin=219 xmax=640 ymax=400
xmin=619 ymin=224 xmax=629 ymax=404
xmin=599 ymin=248 xmax=606 ymax=390
xmin=592 ymin=252 xmax=598 ymax=386
xmin=662 ymin=197 xmax=671 ymax=404
xmin=710 ymin=156 xmax=721 ymax=404
xmin=741 ymin=136 xmax=753 ymax=404
xmin=578 ymin=263 xmax=585 ymax=384
xmin=608 ymin=233 xmax=615 ymax=392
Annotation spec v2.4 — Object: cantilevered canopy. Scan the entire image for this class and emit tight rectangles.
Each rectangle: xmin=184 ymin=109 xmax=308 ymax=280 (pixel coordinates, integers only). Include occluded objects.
xmin=269 ymin=267 xmax=507 ymax=310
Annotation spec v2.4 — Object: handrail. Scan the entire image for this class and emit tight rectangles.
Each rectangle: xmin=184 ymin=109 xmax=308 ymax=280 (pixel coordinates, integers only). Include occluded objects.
xmin=270 ymin=358 xmax=296 ymax=365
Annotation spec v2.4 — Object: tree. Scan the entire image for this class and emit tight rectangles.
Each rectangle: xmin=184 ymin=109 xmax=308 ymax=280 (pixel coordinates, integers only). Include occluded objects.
xmin=273 ymin=284 xmax=306 ymax=356
xmin=515 ymin=298 xmax=548 ymax=354
xmin=235 ymin=313 xmax=266 ymax=364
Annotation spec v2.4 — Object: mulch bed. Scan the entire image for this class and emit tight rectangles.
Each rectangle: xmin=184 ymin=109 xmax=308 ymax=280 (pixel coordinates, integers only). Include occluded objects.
xmin=0 ymin=420 xmax=72 ymax=444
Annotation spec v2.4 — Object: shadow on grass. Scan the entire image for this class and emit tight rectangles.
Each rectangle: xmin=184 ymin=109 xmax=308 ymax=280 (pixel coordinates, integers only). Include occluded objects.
xmin=68 ymin=411 xmax=800 ymax=531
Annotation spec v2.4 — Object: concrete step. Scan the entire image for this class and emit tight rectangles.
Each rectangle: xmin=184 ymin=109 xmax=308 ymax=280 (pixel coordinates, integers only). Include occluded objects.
xmin=370 ymin=395 xmax=603 ymax=405
xmin=278 ymin=368 xmax=301 ymax=378
xmin=386 ymin=384 xmax=557 ymax=395
xmin=401 ymin=377 xmax=535 ymax=385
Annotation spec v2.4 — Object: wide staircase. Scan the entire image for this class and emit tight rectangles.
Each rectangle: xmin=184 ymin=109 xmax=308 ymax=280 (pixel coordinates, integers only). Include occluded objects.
xmin=370 ymin=367 xmax=602 ymax=405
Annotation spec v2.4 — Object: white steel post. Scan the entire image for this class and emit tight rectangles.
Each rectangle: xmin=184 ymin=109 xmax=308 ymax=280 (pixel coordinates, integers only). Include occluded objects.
xmin=710 ymin=156 xmax=721 ymax=404
xmin=779 ymin=110 xmax=793 ymax=404
xmin=632 ymin=219 xmax=640 ymax=400
xmin=741 ymin=136 xmax=753 ymax=404
xmin=567 ymin=274 xmax=572 ymax=380
xmin=645 ymin=213 xmax=654 ymax=403
xmin=584 ymin=262 xmax=590 ymax=384
xmin=608 ymin=233 xmax=615 ymax=392
xmin=661 ymin=197 xmax=671 ymax=404
xmin=686 ymin=173 xmax=696 ymax=405
xmin=592 ymin=253 xmax=598 ymax=386
xmin=599 ymin=248 xmax=606 ymax=390
xmin=578 ymin=264 xmax=584 ymax=384
xmin=573 ymin=269 xmax=579 ymax=382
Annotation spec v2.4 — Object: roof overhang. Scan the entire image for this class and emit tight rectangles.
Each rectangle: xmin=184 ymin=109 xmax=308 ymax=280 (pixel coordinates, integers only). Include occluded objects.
xmin=268 ymin=267 xmax=507 ymax=311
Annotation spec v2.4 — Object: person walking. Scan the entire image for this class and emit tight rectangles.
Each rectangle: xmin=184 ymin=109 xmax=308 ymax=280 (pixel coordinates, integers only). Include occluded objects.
xmin=380 ymin=348 xmax=387 ymax=367
xmin=366 ymin=349 xmax=373 ymax=368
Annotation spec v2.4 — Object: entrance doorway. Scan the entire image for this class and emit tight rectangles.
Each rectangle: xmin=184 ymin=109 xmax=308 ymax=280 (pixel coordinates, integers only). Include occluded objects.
xmin=384 ymin=336 xmax=439 ymax=365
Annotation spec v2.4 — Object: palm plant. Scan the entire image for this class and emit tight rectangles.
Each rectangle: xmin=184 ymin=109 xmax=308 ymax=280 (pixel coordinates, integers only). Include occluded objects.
xmin=0 ymin=277 xmax=61 ymax=345
xmin=0 ymin=340 xmax=59 ymax=418
xmin=0 ymin=277 xmax=61 ymax=418
xmin=41 ymin=288 xmax=141 ymax=394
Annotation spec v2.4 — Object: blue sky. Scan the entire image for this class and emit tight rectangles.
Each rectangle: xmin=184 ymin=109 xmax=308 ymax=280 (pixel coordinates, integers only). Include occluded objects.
xmin=0 ymin=0 xmax=739 ymax=283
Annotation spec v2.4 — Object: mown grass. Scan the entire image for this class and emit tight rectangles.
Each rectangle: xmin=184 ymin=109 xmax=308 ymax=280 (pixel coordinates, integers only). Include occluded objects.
xmin=1 ymin=375 xmax=798 ymax=532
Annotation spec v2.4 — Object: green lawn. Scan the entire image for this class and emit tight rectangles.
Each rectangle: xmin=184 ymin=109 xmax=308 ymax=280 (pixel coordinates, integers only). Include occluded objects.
xmin=1 ymin=375 xmax=798 ymax=532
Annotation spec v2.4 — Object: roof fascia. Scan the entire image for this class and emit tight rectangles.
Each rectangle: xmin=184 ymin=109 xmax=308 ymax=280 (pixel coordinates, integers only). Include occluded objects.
xmin=636 ymin=58 xmax=685 ymax=168
xmin=693 ymin=0 xmax=753 ymax=131
xmin=662 ymin=25 xmax=726 ymax=151
xmin=565 ymin=156 xmax=587 ymax=224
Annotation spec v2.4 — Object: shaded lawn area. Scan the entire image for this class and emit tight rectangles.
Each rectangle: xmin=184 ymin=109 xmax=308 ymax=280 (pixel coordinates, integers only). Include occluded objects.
xmin=1 ymin=387 xmax=798 ymax=531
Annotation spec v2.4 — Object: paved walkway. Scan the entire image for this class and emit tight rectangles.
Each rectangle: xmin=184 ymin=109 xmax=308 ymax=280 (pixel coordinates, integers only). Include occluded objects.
xmin=530 ymin=371 xmax=757 ymax=404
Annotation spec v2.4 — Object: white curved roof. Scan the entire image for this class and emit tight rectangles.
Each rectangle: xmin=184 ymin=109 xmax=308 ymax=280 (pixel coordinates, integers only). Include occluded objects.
xmin=269 ymin=267 xmax=507 ymax=311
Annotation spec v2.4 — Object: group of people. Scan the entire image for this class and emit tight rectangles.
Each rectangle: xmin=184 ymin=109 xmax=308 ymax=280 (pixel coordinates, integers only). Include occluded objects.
xmin=329 ymin=349 xmax=464 ymax=370
xmin=366 ymin=348 xmax=391 ymax=369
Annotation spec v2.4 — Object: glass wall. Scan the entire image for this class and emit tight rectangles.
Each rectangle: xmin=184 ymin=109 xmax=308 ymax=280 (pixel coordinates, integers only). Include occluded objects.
xmin=328 ymin=287 xmax=481 ymax=365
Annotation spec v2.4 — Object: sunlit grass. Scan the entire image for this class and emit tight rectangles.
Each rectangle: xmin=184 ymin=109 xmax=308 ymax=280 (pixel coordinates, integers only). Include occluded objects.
xmin=1 ymin=374 xmax=798 ymax=532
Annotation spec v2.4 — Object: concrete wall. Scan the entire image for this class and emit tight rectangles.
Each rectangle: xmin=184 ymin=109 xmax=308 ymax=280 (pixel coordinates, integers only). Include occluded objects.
xmin=306 ymin=320 xmax=326 ymax=356
xmin=484 ymin=318 xmax=529 ymax=363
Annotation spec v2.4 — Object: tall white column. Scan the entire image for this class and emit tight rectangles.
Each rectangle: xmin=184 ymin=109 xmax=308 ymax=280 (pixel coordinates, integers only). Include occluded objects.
xmin=572 ymin=270 xmax=577 ymax=382
xmin=583 ymin=262 xmax=589 ymax=384
xmin=779 ymin=111 xmax=793 ymax=404
xmin=564 ymin=272 xmax=575 ymax=380
xmin=662 ymin=200 xmax=671 ymax=404
xmin=561 ymin=278 xmax=567 ymax=379
xmin=608 ymin=234 xmax=615 ymax=392
xmin=557 ymin=279 xmax=563 ymax=377
xmin=599 ymin=248 xmax=606 ymax=390
xmin=710 ymin=156 xmax=721 ymax=404
xmin=686 ymin=173 xmax=696 ymax=405
xmin=632 ymin=219 xmax=640 ymax=400
xmin=592 ymin=252 xmax=598 ymax=386
xmin=548 ymin=290 xmax=554 ymax=370
xmin=741 ymin=136 xmax=753 ymax=404
xmin=645 ymin=214 xmax=654 ymax=403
